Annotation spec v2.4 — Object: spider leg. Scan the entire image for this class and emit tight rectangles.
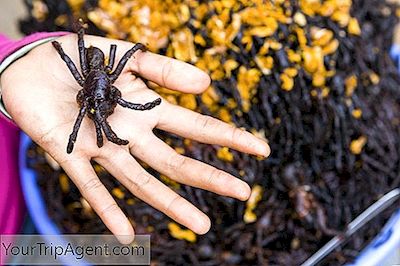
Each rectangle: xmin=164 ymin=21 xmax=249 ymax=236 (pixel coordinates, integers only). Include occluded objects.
xmin=67 ymin=104 xmax=88 ymax=153
xmin=95 ymin=112 xmax=128 ymax=145
xmin=117 ymin=97 xmax=162 ymax=111
xmin=77 ymin=26 xmax=89 ymax=77
xmin=111 ymin=84 xmax=161 ymax=110
xmin=109 ymin=43 xmax=146 ymax=83
xmin=94 ymin=119 xmax=104 ymax=148
xmin=76 ymin=89 xmax=85 ymax=105
xmin=105 ymin=44 xmax=117 ymax=73
xmin=52 ymin=41 xmax=85 ymax=87
xmin=110 ymin=85 xmax=122 ymax=99
xmin=101 ymin=120 xmax=129 ymax=145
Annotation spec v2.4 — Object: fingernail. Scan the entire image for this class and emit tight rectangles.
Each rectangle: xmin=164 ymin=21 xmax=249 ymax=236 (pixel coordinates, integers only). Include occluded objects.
xmin=262 ymin=143 xmax=271 ymax=157
xmin=116 ymin=234 xmax=135 ymax=245
xmin=237 ymin=183 xmax=251 ymax=201
xmin=192 ymin=213 xmax=211 ymax=235
xmin=255 ymin=140 xmax=270 ymax=157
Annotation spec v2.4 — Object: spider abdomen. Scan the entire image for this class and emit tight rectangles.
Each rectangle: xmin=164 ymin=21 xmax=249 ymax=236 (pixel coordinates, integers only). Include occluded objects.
xmin=84 ymin=71 xmax=111 ymax=100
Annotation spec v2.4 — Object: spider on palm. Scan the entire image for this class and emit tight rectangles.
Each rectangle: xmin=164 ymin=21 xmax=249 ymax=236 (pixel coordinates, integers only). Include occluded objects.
xmin=52 ymin=22 xmax=161 ymax=154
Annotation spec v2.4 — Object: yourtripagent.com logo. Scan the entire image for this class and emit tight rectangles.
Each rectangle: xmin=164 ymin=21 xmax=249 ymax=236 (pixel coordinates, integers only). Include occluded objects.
xmin=0 ymin=235 xmax=150 ymax=265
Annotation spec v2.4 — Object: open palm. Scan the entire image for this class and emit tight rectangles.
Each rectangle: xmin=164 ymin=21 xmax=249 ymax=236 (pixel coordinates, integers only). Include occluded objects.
xmin=1 ymin=33 xmax=270 ymax=243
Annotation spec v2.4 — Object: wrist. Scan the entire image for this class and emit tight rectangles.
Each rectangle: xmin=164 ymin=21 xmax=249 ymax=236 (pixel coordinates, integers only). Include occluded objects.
xmin=0 ymin=36 xmax=63 ymax=122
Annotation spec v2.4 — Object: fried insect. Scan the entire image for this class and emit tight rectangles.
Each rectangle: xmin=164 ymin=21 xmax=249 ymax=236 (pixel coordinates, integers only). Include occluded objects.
xmin=52 ymin=21 xmax=161 ymax=153
xmin=283 ymin=163 xmax=339 ymax=236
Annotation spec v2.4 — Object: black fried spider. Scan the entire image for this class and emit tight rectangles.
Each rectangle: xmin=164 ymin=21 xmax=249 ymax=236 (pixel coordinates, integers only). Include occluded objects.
xmin=52 ymin=22 xmax=161 ymax=154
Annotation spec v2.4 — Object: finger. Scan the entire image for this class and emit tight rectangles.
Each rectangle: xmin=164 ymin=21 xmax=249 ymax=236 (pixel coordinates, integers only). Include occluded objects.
xmin=131 ymin=134 xmax=251 ymax=200
xmin=158 ymin=103 xmax=271 ymax=157
xmin=95 ymin=149 xmax=211 ymax=235
xmin=129 ymin=51 xmax=210 ymax=94
xmin=61 ymin=158 xmax=134 ymax=244
xmin=49 ymin=35 xmax=210 ymax=93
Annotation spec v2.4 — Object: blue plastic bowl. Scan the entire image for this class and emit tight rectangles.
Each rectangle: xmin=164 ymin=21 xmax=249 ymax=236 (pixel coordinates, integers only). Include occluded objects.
xmin=19 ymin=46 xmax=400 ymax=266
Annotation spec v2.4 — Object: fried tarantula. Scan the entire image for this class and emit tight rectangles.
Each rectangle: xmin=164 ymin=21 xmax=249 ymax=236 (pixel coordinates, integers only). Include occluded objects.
xmin=52 ymin=23 xmax=161 ymax=154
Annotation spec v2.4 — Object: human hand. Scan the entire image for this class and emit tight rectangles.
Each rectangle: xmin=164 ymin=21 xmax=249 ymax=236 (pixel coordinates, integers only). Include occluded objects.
xmin=1 ymin=33 xmax=270 ymax=243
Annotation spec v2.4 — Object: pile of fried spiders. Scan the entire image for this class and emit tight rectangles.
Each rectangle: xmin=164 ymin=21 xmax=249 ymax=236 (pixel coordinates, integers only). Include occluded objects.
xmin=52 ymin=20 xmax=161 ymax=154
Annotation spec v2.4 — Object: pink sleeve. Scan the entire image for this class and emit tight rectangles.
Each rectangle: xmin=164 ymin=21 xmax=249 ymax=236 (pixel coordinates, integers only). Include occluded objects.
xmin=0 ymin=32 xmax=69 ymax=62
xmin=0 ymin=31 xmax=69 ymax=236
